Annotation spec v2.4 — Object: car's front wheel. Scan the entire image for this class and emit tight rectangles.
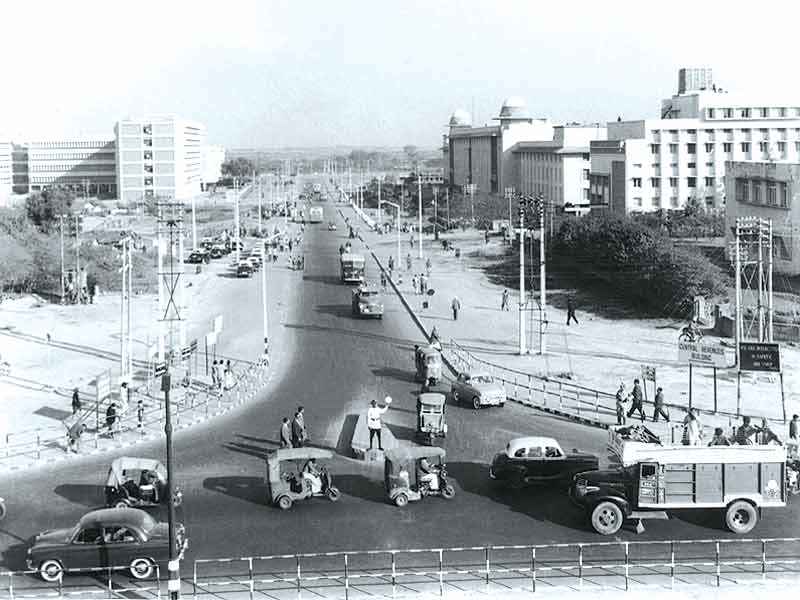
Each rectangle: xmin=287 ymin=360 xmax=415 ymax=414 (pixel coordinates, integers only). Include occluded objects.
xmin=39 ymin=559 xmax=63 ymax=582
xmin=129 ymin=557 xmax=154 ymax=580
xmin=472 ymin=396 xmax=481 ymax=410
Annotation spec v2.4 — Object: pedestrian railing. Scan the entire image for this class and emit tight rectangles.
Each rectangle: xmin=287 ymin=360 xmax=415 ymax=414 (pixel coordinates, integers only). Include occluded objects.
xmin=0 ymin=358 xmax=271 ymax=467
xmin=189 ymin=537 xmax=800 ymax=599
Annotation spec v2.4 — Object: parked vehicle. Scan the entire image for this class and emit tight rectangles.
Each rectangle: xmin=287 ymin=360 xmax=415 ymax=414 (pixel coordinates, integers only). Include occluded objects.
xmin=328 ymin=222 xmax=337 ymax=231
xmin=308 ymin=206 xmax=323 ymax=223
xmin=209 ymin=244 xmax=227 ymax=259
xmin=384 ymin=446 xmax=455 ymax=507
xmin=27 ymin=508 xmax=187 ymax=582
xmin=451 ymin=371 xmax=506 ymax=409
xmin=340 ymin=253 xmax=365 ymax=284
xmin=416 ymin=392 xmax=447 ymax=445
xmin=105 ymin=457 xmax=182 ymax=509
xmin=490 ymin=436 xmax=598 ymax=489
xmin=352 ymin=286 xmax=384 ymax=318
xmin=236 ymin=261 xmax=253 ymax=278
xmin=265 ymin=448 xmax=340 ymax=510
xmin=570 ymin=426 xmax=788 ymax=536
xmin=185 ymin=249 xmax=210 ymax=264
xmin=414 ymin=345 xmax=442 ymax=386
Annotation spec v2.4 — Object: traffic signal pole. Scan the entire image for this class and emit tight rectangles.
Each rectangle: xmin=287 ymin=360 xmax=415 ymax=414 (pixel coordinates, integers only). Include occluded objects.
xmin=162 ymin=373 xmax=180 ymax=599
xmin=537 ymin=194 xmax=547 ymax=355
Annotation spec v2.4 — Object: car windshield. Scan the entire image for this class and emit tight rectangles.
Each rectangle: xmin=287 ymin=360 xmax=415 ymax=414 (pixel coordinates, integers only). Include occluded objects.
xmin=361 ymin=290 xmax=378 ymax=297
xmin=473 ymin=375 xmax=493 ymax=384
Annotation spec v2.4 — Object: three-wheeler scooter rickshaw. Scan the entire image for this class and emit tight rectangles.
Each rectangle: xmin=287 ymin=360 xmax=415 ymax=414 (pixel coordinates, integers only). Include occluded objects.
xmin=266 ymin=447 xmax=341 ymax=510
xmin=416 ymin=392 xmax=447 ymax=446
xmin=105 ymin=456 xmax=182 ymax=509
xmin=415 ymin=345 xmax=443 ymax=386
xmin=384 ymin=446 xmax=455 ymax=507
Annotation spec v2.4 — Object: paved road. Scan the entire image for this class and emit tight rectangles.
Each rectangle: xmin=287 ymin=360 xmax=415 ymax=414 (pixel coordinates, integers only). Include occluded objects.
xmin=2 ymin=190 xmax=800 ymax=577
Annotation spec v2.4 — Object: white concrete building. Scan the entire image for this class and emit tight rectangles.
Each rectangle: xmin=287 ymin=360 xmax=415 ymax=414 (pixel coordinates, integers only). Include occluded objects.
xmin=115 ymin=116 xmax=206 ymax=203
xmin=590 ymin=69 xmax=800 ymax=214
xmin=511 ymin=124 xmax=607 ymax=215
xmin=10 ymin=138 xmax=117 ymax=196
xmin=201 ymin=145 xmax=225 ymax=189
xmin=446 ymin=98 xmax=554 ymax=197
xmin=0 ymin=140 xmax=12 ymax=206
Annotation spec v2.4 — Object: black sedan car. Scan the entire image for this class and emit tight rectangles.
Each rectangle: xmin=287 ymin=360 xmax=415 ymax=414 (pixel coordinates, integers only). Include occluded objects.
xmin=185 ymin=249 xmax=210 ymax=264
xmin=489 ymin=436 xmax=598 ymax=488
xmin=27 ymin=508 xmax=186 ymax=581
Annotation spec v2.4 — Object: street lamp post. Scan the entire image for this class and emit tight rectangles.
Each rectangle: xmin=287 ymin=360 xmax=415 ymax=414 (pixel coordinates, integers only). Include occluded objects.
xmin=261 ymin=244 xmax=269 ymax=360
xmin=433 ymin=186 xmax=438 ymax=240
xmin=417 ymin=168 xmax=423 ymax=260
xmin=505 ymin=186 xmax=515 ymax=243
xmin=234 ymin=178 xmax=240 ymax=264
xmin=518 ymin=197 xmax=527 ymax=355
xmin=536 ymin=193 xmax=547 ymax=355
xmin=378 ymin=179 xmax=382 ymax=224
xmin=381 ymin=200 xmax=401 ymax=273
xmin=161 ymin=370 xmax=180 ymax=599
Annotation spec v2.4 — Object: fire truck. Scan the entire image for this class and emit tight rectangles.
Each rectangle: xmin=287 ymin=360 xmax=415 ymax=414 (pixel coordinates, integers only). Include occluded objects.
xmin=570 ymin=425 xmax=787 ymax=535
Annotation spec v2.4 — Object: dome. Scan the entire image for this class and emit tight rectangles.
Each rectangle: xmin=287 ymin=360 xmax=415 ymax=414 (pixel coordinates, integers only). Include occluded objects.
xmin=498 ymin=96 xmax=530 ymax=119
xmin=448 ymin=109 xmax=472 ymax=127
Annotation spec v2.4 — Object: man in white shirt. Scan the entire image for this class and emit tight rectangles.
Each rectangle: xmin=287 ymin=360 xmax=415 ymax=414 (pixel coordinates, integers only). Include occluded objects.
xmin=368 ymin=397 xmax=392 ymax=451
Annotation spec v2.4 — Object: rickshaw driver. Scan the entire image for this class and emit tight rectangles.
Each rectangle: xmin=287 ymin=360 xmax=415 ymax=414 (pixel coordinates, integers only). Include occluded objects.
xmin=139 ymin=469 xmax=158 ymax=502
xmin=419 ymin=458 xmax=439 ymax=491
xmin=302 ymin=458 xmax=323 ymax=494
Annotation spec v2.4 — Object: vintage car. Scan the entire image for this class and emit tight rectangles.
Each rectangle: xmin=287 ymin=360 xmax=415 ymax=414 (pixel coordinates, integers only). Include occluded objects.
xmin=489 ymin=436 xmax=599 ymax=488
xmin=209 ymin=244 xmax=227 ymax=259
xmin=236 ymin=261 xmax=253 ymax=278
xmin=105 ymin=457 xmax=182 ymax=509
xmin=27 ymin=508 xmax=187 ymax=582
xmin=451 ymin=371 xmax=506 ymax=409
xmin=352 ymin=286 xmax=384 ymax=318
xmin=185 ymin=249 xmax=210 ymax=264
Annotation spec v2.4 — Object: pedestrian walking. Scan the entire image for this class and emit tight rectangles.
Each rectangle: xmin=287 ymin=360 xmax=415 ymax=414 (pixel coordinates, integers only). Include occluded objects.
xmin=406 ymin=253 xmax=412 ymax=271
xmin=615 ymin=383 xmax=627 ymax=426
xmin=420 ymin=274 xmax=428 ymax=295
xmin=683 ymin=412 xmax=702 ymax=446
xmin=211 ymin=360 xmax=219 ymax=388
xmin=288 ymin=239 xmax=293 ymax=253
xmin=425 ymin=257 xmax=432 ymax=277
xmin=484 ymin=230 xmax=490 ymax=244
xmin=501 ymin=289 xmax=510 ymax=311
xmin=71 ymin=387 xmax=81 ymax=415
xmin=388 ymin=255 xmax=394 ymax=272
xmin=566 ymin=296 xmax=579 ymax=326
xmin=66 ymin=422 xmax=86 ymax=453
xmin=412 ymin=274 xmax=418 ymax=295
xmin=409 ymin=235 xmax=414 ymax=249
xmin=790 ymin=414 xmax=799 ymax=443
xmin=451 ymin=296 xmax=461 ymax=320
xmin=380 ymin=271 xmax=387 ymax=291
xmin=626 ymin=379 xmax=645 ymax=422
xmin=105 ymin=402 xmax=117 ymax=438
xmin=280 ymin=417 xmax=292 ymax=448
xmin=368 ymin=397 xmax=392 ymax=451
xmin=652 ymin=387 xmax=670 ymax=422
xmin=223 ymin=363 xmax=234 ymax=391
xmin=292 ymin=406 xmax=307 ymax=447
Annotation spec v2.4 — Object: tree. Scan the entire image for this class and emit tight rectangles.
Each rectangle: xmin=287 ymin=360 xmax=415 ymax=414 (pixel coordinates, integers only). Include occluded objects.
xmin=25 ymin=187 xmax=75 ymax=233
xmin=221 ymin=157 xmax=257 ymax=179
xmin=403 ymin=145 xmax=418 ymax=160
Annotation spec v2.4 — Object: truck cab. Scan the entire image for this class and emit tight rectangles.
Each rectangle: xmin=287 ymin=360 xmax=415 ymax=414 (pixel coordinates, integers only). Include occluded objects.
xmin=571 ymin=425 xmax=787 ymax=536
xmin=340 ymin=253 xmax=365 ymax=284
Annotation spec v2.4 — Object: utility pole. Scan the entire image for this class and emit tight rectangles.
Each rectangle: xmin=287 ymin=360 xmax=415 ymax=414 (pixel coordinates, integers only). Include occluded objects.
xmin=378 ymin=179 xmax=382 ymax=224
xmin=75 ymin=214 xmax=81 ymax=301
xmin=261 ymin=244 xmax=269 ymax=360
xmin=417 ymin=168 xmax=423 ymax=259
xmin=59 ymin=215 xmax=65 ymax=303
xmin=162 ymin=369 xmax=180 ymax=600
xmin=518 ymin=196 xmax=527 ymax=355
xmin=257 ymin=170 xmax=262 ymax=236
xmin=536 ymin=193 xmax=547 ymax=355
xmin=470 ymin=184 xmax=475 ymax=225
xmin=505 ymin=187 xmax=515 ymax=242
xmin=446 ymin=187 xmax=450 ymax=226
xmin=234 ymin=178 xmax=241 ymax=264
xmin=433 ymin=186 xmax=439 ymax=240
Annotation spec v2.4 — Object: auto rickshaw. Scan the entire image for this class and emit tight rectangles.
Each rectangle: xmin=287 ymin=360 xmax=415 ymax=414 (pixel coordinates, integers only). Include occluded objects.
xmin=384 ymin=446 xmax=455 ymax=507
xmin=105 ymin=457 xmax=182 ymax=509
xmin=415 ymin=345 xmax=442 ymax=386
xmin=265 ymin=447 xmax=340 ymax=510
xmin=416 ymin=393 xmax=447 ymax=446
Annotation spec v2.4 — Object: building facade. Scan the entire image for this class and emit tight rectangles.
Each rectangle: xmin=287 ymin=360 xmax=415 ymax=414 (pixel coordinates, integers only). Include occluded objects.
xmin=590 ymin=69 xmax=800 ymax=214
xmin=724 ymin=161 xmax=800 ymax=275
xmin=115 ymin=116 xmax=206 ymax=203
xmin=446 ymin=98 xmax=554 ymax=198
xmin=201 ymin=145 xmax=225 ymax=189
xmin=10 ymin=138 xmax=117 ymax=196
xmin=511 ymin=125 xmax=607 ymax=215
xmin=0 ymin=140 xmax=12 ymax=206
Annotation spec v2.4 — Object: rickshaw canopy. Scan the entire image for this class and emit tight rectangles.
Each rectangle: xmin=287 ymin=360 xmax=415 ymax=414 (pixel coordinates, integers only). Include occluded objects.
xmin=418 ymin=393 xmax=445 ymax=408
xmin=106 ymin=457 xmax=167 ymax=487
xmin=385 ymin=445 xmax=446 ymax=465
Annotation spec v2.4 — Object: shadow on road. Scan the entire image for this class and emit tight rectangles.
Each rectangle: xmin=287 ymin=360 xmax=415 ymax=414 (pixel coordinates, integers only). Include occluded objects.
xmin=53 ymin=484 xmax=105 ymax=507
xmin=332 ymin=474 xmax=385 ymax=504
xmin=222 ymin=441 xmax=270 ymax=460
xmin=203 ymin=476 xmax=266 ymax=506
xmin=303 ymin=274 xmax=340 ymax=285
xmin=335 ymin=414 xmax=358 ymax=457
xmin=284 ymin=322 xmax=418 ymax=349
xmin=314 ymin=304 xmax=354 ymax=319
xmin=370 ymin=366 xmax=416 ymax=384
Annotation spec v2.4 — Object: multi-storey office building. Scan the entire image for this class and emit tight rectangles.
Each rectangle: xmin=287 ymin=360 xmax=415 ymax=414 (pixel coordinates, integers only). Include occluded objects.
xmin=589 ymin=69 xmax=800 ymax=214
xmin=510 ymin=125 xmax=607 ymax=215
xmin=115 ymin=116 xmax=206 ymax=203
xmin=724 ymin=161 xmax=800 ymax=275
xmin=10 ymin=138 xmax=117 ymax=196
xmin=446 ymin=98 xmax=554 ymax=197
xmin=0 ymin=140 xmax=12 ymax=205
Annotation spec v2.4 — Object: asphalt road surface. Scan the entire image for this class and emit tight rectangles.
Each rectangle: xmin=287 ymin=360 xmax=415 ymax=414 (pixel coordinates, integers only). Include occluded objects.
xmin=2 ymin=189 xmax=800 ymax=577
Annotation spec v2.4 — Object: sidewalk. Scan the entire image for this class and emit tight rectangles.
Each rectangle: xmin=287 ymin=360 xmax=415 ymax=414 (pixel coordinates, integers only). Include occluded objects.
xmin=0 ymin=217 xmax=303 ymax=471
xmin=349 ymin=205 xmax=799 ymax=441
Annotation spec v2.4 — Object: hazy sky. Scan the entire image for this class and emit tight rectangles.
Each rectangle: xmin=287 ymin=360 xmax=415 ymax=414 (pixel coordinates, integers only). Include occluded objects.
xmin=2 ymin=0 xmax=800 ymax=149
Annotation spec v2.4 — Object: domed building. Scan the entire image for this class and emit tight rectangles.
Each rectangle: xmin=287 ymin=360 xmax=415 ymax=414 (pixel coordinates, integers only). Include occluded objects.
xmin=444 ymin=97 xmax=552 ymax=197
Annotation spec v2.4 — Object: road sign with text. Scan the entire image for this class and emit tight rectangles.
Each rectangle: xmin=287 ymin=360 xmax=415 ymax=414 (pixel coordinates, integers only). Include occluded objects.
xmin=739 ymin=342 xmax=781 ymax=372
xmin=678 ymin=341 xmax=727 ymax=368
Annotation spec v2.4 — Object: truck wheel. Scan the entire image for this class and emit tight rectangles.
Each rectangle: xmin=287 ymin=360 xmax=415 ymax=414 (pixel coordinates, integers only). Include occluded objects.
xmin=725 ymin=500 xmax=758 ymax=534
xmin=591 ymin=501 xmax=624 ymax=535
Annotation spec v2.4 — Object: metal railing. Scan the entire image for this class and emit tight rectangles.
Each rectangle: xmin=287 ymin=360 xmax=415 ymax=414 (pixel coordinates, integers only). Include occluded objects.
xmin=189 ymin=537 xmax=800 ymax=599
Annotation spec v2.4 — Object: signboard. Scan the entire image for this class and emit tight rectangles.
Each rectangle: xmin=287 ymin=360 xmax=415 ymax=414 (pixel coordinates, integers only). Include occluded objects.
xmin=96 ymin=371 xmax=111 ymax=403
xmin=678 ymin=341 xmax=727 ymax=368
xmin=740 ymin=342 xmax=781 ymax=372
xmin=153 ymin=362 xmax=167 ymax=378
xmin=213 ymin=315 xmax=224 ymax=334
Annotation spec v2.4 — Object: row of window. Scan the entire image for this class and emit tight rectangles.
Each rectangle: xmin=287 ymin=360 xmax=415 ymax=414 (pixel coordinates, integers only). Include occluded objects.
xmin=706 ymin=107 xmax=800 ymax=119
xmin=734 ymin=178 xmax=790 ymax=209
xmin=524 ymin=152 xmax=590 ymax=162
xmin=632 ymin=196 xmax=715 ymax=209
xmin=26 ymin=141 xmax=113 ymax=149
xmin=633 ymin=176 xmax=719 ymax=189
xmin=28 ymin=164 xmax=116 ymax=172
xmin=651 ymin=128 xmax=800 ymax=140
xmin=650 ymin=141 xmax=800 ymax=154
xmin=26 ymin=153 xmax=115 ymax=161
xmin=119 ymin=124 xmax=175 ymax=136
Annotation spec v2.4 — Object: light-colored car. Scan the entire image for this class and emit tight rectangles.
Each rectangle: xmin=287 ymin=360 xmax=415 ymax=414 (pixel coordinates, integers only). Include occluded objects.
xmin=451 ymin=371 xmax=506 ymax=409
xmin=352 ymin=286 xmax=384 ymax=318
